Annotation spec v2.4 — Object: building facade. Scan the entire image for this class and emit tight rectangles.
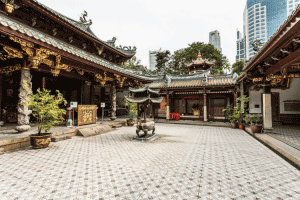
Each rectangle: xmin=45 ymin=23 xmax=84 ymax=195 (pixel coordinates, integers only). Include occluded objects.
xmin=208 ymin=30 xmax=222 ymax=52
xmin=236 ymin=30 xmax=245 ymax=62
xmin=287 ymin=0 xmax=300 ymax=15
xmin=244 ymin=0 xmax=289 ymax=60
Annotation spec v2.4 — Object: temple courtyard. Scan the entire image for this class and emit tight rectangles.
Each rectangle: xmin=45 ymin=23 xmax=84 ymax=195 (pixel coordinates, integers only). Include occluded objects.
xmin=0 ymin=124 xmax=300 ymax=200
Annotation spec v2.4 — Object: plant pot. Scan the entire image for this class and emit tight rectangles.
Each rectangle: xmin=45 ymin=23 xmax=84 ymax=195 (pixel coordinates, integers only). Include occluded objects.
xmin=127 ymin=119 xmax=134 ymax=126
xmin=30 ymin=133 xmax=51 ymax=149
xmin=238 ymin=124 xmax=245 ymax=130
xmin=250 ymin=125 xmax=263 ymax=133
xmin=230 ymin=123 xmax=236 ymax=128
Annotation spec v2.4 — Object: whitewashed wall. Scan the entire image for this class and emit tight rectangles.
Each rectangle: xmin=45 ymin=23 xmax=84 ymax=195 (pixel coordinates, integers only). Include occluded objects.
xmin=249 ymin=78 xmax=300 ymax=114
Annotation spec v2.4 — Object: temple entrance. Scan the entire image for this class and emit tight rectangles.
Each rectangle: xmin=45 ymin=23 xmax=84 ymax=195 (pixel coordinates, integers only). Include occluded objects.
xmin=208 ymin=96 xmax=227 ymax=121
xmin=1 ymin=71 xmax=20 ymax=123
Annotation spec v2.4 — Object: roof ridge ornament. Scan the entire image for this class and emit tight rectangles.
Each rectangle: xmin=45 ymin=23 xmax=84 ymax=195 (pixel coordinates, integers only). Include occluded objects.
xmin=197 ymin=51 xmax=202 ymax=59
xmin=79 ymin=10 xmax=92 ymax=26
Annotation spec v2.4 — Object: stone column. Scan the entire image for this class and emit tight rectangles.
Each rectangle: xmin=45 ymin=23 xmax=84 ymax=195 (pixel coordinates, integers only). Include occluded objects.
xmin=110 ymin=84 xmax=117 ymax=120
xmin=16 ymin=68 xmax=32 ymax=132
xmin=204 ymin=93 xmax=208 ymax=122
xmin=0 ymin=75 xmax=3 ymax=124
xmin=166 ymin=90 xmax=170 ymax=120
xmin=263 ymin=86 xmax=273 ymax=133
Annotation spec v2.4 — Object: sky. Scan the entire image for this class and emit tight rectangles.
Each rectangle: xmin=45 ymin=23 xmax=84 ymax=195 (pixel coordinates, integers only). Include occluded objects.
xmin=38 ymin=0 xmax=246 ymax=69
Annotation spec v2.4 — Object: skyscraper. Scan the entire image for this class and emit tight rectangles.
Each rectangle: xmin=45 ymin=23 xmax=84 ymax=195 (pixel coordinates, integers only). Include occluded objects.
xmin=149 ymin=49 xmax=166 ymax=71
xmin=243 ymin=0 xmax=293 ymax=60
xmin=209 ymin=30 xmax=222 ymax=52
xmin=236 ymin=29 xmax=245 ymax=62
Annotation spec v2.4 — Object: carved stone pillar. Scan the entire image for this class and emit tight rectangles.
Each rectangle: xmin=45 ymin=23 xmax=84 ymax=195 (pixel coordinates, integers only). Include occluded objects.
xmin=111 ymin=84 xmax=117 ymax=120
xmin=204 ymin=93 xmax=208 ymax=122
xmin=166 ymin=90 xmax=170 ymax=120
xmin=16 ymin=68 xmax=32 ymax=132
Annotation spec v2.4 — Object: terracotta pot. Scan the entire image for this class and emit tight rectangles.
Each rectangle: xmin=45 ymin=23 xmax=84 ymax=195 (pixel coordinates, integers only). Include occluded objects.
xmin=250 ymin=125 xmax=263 ymax=133
xmin=30 ymin=133 xmax=51 ymax=149
xmin=239 ymin=124 xmax=245 ymax=130
xmin=230 ymin=123 xmax=236 ymax=128
xmin=127 ymin=119 xmax=134 ymax=126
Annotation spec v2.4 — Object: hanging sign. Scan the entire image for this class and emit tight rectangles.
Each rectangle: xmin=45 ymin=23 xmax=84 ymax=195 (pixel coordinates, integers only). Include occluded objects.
xmin=101 ymin=102 xmax=105 ymax=108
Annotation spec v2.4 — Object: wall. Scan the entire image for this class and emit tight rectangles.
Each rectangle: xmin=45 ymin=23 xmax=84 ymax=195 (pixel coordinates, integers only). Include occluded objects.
xmin=249 ymin=78 xmax=300 ymax=114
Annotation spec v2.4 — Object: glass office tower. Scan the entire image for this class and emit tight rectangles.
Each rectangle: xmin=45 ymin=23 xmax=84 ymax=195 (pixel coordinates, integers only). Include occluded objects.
xmin=244 ymin=0 xmax=293 ymax=60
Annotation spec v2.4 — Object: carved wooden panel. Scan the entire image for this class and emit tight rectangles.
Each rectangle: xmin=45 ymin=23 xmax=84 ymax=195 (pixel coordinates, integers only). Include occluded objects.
xmin=77 ymin=105 xmax=97 ymax=126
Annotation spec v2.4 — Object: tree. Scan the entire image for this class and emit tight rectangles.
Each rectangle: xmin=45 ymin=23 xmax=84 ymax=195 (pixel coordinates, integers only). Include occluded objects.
xmin=232 ymin=61 xmax=245 ymax=76
xmin=168 ymin=42 xmax=230 ymax=75
xmin=155 ymin=50 xmax=171 ymax=72
xmin=123 ymin=56 xmax=142 ymax=70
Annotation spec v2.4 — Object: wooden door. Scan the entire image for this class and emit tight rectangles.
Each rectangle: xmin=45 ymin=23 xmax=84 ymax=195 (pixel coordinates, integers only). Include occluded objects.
xmin=271 ymin=92 xmax=280 ymax=121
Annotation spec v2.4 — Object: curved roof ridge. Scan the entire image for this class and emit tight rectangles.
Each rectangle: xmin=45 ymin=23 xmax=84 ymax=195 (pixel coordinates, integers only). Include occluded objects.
xmin=31 ymin=0 xmax=136 ymax=56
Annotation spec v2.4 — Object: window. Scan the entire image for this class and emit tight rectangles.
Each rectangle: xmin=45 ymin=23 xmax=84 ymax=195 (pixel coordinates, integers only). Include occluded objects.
xmin=256 ymin=12 xmax=259 ymax=15
xmin=256 ymin=20 xmax=260 ymax=23
xmin=249 ymin=22 xmax=254 ymax=27
xmin=256 ymin=31 xmax=260 ymax=35
xmin=256 ymin=35 xmax=260 ymax=38
xmin=289 ymin=5 xmax=294 ymax=8
xmin=261 ymin=11 xmax=265 ymax=14
xmin=289 ymin=9 xmax=293 ymax=12
xmin=261 ymin=30 xmax=265 ymax=34
xmin=255 ymin=8 xmax=259 ymax=12
xmin=255 ymin=4 xmax=259 ymax=7
xmin=249 ymin=11 xmax=254 ymax=15
xmin=261 ymin=19 xmax=265 ymax=22
xmin=256 ymin=16 xmax=259 ymax=19
xmin=256 ymin=23 xmax=260 ymax=27
xmin=261 ymin=23 xmax=265 ymax=26
xmin=261 ymin=15 xmax=265 ymax=18
xmin=249 ymin=7 xmax=254 ymax=12
xmin=296 ymin=0 xmax=299 ymax=2
xmin=289 ymin=0 xmax=293 ymax=3
xmin=249 ymin=33 xmax=254 ymax=38
xmin=261 ymin=7 xmax=264 ymax=10
xmin=256 ymin=27 xmax=260 ymax=30
xmin=262 ymin=34 xmax=265 ymax=38
xmin=261 ymin=27 xmax=265 ymax=30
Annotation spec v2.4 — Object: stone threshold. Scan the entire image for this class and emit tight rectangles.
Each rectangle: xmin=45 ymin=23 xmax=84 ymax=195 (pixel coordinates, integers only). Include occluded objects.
xmin=245 ymin=127 xmax=300 ymax=169
xmin=154 ymin=119 xmax=230 ymax=127
xmin=0 ymin=120 xmax=126 ymax=153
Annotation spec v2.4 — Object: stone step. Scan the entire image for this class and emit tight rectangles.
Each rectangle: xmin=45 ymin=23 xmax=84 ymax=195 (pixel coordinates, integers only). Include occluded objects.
xmin=0 ymin=148 xmax=4 ymax=154
xmin=77 ymin=125 xmax=113 ymax=137
xmin=51 ymin=134 xmax=72 ymax=142
xmin=112 ymin=124 xmax=122 ymax=128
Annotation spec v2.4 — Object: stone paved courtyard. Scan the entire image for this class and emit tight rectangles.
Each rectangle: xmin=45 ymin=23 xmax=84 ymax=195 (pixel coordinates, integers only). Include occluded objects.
xmin=0 ymin=124 xmax=300 ymax=200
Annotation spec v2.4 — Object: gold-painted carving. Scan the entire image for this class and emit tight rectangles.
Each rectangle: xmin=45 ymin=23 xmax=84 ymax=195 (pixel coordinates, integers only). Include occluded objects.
xmin=95 ymin=71 xmax=114 ymax=86
xmin=114 ymin=74 xmax=126 ymax=88
xmin=5 ymin=4 xmax=14 ymax=13
xmin=0 ymin=64 xmax=22 ymax=75
xmin=3 ymin=46 xmax=23 ymax=59
xmin=34 ymin=138 xmax=51 ymax=148
xmin=77 ymin=69 xmax=85 ymax=75
xmin=77 ymin=105 xmax=97 ymax=126
xmin=10 ymin=37 xmax=34 ymax=56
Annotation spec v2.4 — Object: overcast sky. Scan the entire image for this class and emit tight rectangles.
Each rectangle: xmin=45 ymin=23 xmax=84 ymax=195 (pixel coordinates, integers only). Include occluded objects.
xmin=38 ymin=0 xmax=246 ymax=68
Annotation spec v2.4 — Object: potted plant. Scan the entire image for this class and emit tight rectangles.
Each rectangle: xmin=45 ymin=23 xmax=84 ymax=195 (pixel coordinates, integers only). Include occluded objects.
xmin=223 ymin=104 xmax=236 ymax=128
xmin=249 ymin=114 xmax=263 ymax=133
xmin=192 ymin=103 xmax=200 ymax=116
xmin=25 ymin=88 xmax=67 ymax=149
xmin=126 ymin=100 xmax=136 ymax=126
xmin=235 ymin=95 xmax=250 ymax=130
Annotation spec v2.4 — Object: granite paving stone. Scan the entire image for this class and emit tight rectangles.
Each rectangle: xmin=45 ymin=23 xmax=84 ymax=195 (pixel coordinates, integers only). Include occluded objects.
xmin=0 ymin=124 xmax=299 ymax=200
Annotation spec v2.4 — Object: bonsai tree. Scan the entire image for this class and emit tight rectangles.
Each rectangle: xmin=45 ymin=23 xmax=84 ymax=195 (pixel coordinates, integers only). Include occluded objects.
xmin=25 ymin=88 xmax=67 ymax=135
xmin=249 ymin=114 xmax=263 ymax=125
xmin=223 ymin=104 xmax=234 ymax=123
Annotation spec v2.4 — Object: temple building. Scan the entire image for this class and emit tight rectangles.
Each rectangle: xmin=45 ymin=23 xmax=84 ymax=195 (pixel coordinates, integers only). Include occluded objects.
xmin=238 ymin=4 xmax=300 ymax=133
xmin=0 ymin=0 xmax=157 ymax=127
xmin=149 ymin=52 xmax=238 ymax=122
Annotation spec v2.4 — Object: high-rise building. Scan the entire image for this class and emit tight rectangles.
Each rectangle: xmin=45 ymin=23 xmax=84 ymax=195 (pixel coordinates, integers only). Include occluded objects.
xmin=209 ymin=30 xmax=222 ymax=52
xmin=149 ymin=48 xmax=166 ymax=71
xmin=243 ymin=0 xmax=293 ymax=60
xmin=236 ymin=29 xmax=245 ymax=62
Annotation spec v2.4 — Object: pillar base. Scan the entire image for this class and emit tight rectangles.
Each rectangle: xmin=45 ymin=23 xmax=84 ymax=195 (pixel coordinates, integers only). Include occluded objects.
xmin=110 ymin=116 xmax=116 ymax=121
xmin=263 ymin=128 xmax=273 ymax=133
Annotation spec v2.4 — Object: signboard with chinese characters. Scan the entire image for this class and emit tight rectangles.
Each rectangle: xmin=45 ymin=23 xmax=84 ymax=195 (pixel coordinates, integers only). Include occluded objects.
xmin=77 ymin=105 xmax=97 ymax=126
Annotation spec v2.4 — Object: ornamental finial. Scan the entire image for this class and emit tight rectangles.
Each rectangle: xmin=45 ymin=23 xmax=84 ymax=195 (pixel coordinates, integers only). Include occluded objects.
xmin=197 ymin=51 xmax=202 ymax=59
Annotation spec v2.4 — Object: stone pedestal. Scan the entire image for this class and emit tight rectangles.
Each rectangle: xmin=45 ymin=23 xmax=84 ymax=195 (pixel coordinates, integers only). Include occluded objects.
xmin=16 ymin=69 xmax=32 ymax=132
xmin=166 ymin=106 xmax=170 ymax=120
xmin=204 ymin=93 xmax=208 ymax=121
xmin=111 ymin=87 xmax=117 ymax=120
xmin=263 ymin=93 xmax=273 ymax=133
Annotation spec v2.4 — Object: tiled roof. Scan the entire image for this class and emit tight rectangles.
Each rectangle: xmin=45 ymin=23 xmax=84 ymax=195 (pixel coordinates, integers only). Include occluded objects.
xmin=31 ymin=0 xmax=136 ymax=56
xmin=149 ymin=73 xmax=236 ymax=89
xmin=0 ymin=14 xmax=159 ymax=81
